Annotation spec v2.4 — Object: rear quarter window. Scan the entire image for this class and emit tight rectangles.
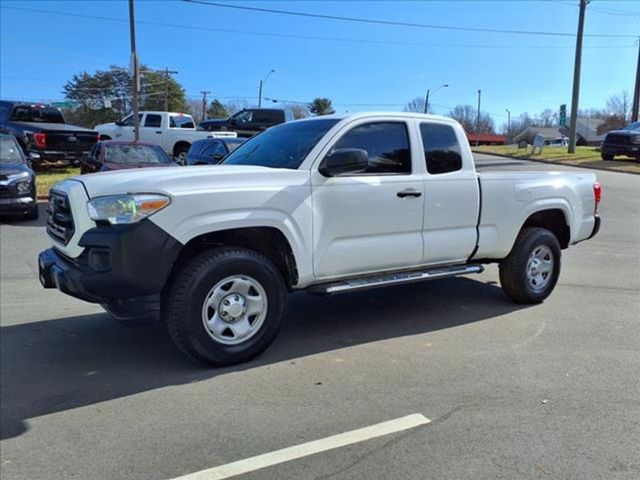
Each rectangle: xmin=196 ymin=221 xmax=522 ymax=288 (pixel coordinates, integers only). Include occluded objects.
xmin=420 ymin=123 xmax=462 ymax=175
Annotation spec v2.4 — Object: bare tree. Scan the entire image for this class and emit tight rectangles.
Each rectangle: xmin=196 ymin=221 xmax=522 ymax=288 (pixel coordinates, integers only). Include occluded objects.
xmin=605 ymin=90 xmax=631 ymax=122
xmin=537 ymin=109 xmax=555 ymax=127
xmin=449 ymin=104 xmax=495 ymax=134
xmin=404 ymin=96 xmax=427 ymax=113
xmin=225 ymin=99 xmax=250 ymax=115
xmin=282 ymin=103 xmax=309 ymax=119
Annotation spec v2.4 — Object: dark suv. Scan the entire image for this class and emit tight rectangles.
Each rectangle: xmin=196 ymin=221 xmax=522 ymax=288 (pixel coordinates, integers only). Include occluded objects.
xmin=199 ymin=108 xmax=292 ymax=138
xmin=0 ymin=100 xmax=98 ymax=167
xmin=601 ymin=121 xmax=640 ymax=161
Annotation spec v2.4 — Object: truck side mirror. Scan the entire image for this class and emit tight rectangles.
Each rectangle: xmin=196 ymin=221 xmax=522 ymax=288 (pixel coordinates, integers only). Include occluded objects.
xmin=318 ymin=148 xmax=369 ymax=177
xmin=115 ymin=120 xmax=124 ymax=127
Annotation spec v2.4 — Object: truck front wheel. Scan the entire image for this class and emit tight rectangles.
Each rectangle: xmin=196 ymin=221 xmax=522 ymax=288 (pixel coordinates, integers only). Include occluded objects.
xmin=164 ymin=247 xmax=287 ymax=366
xmin=499 ymin=227 xmax=561 ymax=304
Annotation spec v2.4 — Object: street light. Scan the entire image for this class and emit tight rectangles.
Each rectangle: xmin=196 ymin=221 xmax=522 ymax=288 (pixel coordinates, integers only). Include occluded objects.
xmin=423 ymin=83 xmax=449 ymax=114
xmin=258 ymin=69 xmax=276 ymax=108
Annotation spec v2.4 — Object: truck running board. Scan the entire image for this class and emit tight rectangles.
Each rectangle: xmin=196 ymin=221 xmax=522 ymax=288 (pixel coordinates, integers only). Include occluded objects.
xmin=308 ymin=264 xmax=485 ymax=295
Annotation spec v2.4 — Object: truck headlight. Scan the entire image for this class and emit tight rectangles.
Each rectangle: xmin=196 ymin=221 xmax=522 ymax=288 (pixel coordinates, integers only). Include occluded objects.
xmin=16 ymin=181 xmax=31 ymax=194
xmin=87 ymin=194 xmax=170 ymax=224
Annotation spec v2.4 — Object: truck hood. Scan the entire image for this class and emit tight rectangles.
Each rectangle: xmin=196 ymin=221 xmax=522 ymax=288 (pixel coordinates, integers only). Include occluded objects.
xmin=75 ymin=165 xmax=309 ymax=198
xmin=13 ymin=122 xmax=96 ymax=133
xmin=606 ymin=129 xmax=639 ymax=136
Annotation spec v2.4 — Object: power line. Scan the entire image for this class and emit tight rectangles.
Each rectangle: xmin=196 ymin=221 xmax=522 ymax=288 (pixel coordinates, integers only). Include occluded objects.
xmin=182 ymin=0 xmax=639 ymax=38
xmin=2 ymin=5 xmax=636 ymax=48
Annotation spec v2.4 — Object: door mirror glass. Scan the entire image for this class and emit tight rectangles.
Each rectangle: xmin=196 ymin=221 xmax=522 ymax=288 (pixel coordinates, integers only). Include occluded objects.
xmin=319 ymin=148 xmax=369 ymax=177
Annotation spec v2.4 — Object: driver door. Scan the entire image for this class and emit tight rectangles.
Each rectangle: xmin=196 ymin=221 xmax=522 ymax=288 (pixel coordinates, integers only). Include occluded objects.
xmin=113 ymin=113 xmax=141 ymax=140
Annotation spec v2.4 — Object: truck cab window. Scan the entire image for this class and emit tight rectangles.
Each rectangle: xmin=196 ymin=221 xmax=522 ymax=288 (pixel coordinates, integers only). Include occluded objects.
xmin=169 ymin=116 xmax=195 ymax=129
xmin=122 ymin=114 xmax=142 ymax=127
xmin=420 ymin=123 xmax=462 ymax=174
xmin=333 ymin=122 xmax=411 ymax=175
xmin=144 ymin=114 xmax=162 ymax=128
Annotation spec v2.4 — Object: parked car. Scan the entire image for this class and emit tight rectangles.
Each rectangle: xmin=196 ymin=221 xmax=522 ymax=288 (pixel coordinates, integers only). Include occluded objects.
xmin=94 ymin=111 xmax=236 ymax=164
xmin=80 ymin=141 xmax=176 ymax=174
xmin=0 ymin=134 xmax=38 ymax=219
xmin=185 ymin=137 xmax=246 ymax=165
xmin=547 ymin=137 xmax=569 ymax=147
xmin=39 ymin=112 xmax=601 ymax=366
xmin=601 ymin=121 xmax=640 ymax=160
xmin=199 ymin=108 xmax=292 ymax=138
xmin=0 ymin=100 xmax=98 ymax=167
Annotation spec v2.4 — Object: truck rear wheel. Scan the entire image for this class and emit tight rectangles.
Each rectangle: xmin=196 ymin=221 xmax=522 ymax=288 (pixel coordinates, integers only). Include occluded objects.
xmin=164 ymin=247 xmax=287 ymax=366
xmin=499 ymin=227 xmax=561 ymax=304
xmin=601 ymin=153 xmax=614 ymax=161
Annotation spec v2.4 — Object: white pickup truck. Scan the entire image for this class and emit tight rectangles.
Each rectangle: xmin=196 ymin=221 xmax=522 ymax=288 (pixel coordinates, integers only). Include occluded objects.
xmin=94 ymin=111 xmax=236 ymax=163
xmin=39 ymin=112 xmax=601 ymax=366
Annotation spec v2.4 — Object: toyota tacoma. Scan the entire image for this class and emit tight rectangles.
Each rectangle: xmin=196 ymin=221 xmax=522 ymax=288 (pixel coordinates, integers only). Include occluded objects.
xmin=39 ymin=113 xmax=602 ymax=366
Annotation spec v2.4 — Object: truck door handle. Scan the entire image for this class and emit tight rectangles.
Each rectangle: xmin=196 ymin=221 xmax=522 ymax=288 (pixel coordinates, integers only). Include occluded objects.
xmin=155 ymin=131 xmax=162 ymax=134
xmin=397 ymin=189 xmax=422 ymax=198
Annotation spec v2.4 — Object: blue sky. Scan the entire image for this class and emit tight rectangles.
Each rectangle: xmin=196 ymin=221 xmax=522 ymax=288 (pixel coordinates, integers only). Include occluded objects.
xmin=1 ymin=0 xmax=638 ymax=128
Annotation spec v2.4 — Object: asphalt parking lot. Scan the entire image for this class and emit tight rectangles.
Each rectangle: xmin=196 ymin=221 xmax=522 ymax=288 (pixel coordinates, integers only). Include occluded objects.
xmin=1 ymin=153 xmax=639 ymax=480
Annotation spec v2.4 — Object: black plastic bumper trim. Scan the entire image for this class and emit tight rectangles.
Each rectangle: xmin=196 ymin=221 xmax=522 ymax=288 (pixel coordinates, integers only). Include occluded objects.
xmin=38 ymin=219 xmax=183 ymax=303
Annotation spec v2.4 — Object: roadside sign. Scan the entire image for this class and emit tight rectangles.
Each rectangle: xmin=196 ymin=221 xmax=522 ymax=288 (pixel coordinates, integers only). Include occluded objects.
xmin=559 ymin=104 xmax=567 ymax=126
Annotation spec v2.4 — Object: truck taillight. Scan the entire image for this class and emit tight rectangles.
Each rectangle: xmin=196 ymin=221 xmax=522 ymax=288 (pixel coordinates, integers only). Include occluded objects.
xmin=593 ymin=181 xmax=602 ymax=213
xmin=33 ymin=132 xmax=46 ymax=149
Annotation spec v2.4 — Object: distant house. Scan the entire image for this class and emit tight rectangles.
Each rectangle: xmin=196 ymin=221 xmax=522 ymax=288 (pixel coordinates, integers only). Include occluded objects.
xmin=513 ymin=118 xmax=607 ymax=147
xmin=513 ymin=127 xmax=563 ymax=146
xmin=560 ymin=118 xmax=606 ymax=146
xmin=464 ymin=132 xmax=506 ymax=145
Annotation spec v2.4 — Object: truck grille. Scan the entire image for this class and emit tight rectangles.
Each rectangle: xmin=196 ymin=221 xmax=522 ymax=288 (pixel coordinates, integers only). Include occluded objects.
xmin=47 ymin=191 xmax=75 ymax=244
xmin=0 ymin=186 xmax=12 ymax=199
xmin=606 ymin=134 xmax=631 ymax=145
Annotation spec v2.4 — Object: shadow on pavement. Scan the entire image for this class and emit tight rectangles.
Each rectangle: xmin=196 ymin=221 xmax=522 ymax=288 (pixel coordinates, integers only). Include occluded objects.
xmin=1 ymin=277 xmax=526 ymax=440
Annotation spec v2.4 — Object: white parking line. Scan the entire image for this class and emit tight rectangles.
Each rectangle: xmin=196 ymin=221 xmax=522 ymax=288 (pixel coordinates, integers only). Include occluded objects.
xmin=170 ymin=413 xmax=431 ymax=480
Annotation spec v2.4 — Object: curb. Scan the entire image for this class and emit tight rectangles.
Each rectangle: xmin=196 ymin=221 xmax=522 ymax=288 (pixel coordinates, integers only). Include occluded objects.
xmin=472 ymin=150 xmax=640 ymax=176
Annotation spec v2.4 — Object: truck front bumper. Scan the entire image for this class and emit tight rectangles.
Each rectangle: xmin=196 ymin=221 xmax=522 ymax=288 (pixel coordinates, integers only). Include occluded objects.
xmin=39 ymin=220 xmax=183 ymax=304
xmin=0 ymin=196 xmax=36 ymax=214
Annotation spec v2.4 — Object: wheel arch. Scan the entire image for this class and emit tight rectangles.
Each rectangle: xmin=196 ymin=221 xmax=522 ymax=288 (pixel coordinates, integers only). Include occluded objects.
xmin=166 ymin=226 xmax=299 ymax=291
xmin=172 ymin=140 xmax=191 ymax=156
xmin=520 ymin=208 xmax=570 ymax=249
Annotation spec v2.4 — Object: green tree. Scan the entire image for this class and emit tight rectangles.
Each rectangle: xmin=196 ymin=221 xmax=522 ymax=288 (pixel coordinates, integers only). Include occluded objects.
xmin=206 ymin=99 xmax=229 ymax=118
xmin=308 ymin=98 xmax=335 ymax=116
xmin=62 ymin=65 xmax=188 ymax=127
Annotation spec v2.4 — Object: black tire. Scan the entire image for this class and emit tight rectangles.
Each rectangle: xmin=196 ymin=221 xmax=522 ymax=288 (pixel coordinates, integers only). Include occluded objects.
xmin=164 ymin=247 xmax=287 ymax=366
xmin=173 ymin=145 xmax=190 ymax=165
xmin=24 ymin=205 xmax=39 ymax=220
xmin=601 ymin=153 xmax=614 ymax=161
xmin=499 ymin=227 xmax=561 ymax=304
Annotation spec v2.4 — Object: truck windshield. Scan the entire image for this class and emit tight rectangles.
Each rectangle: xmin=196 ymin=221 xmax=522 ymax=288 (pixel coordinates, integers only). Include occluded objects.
xmin=223 ymin=118 xmax=340 ymax=169
xmin=10 ymin=105 xmax=65 ymax=124
xmin=0 ymin=136 xmax=25 ymax=163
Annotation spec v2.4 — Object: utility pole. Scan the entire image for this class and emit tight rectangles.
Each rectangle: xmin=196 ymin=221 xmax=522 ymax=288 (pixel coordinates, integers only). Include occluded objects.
xmin=423 ymin=83 xmax=448 ymax=114
xmin=200 ymin=91 xmax=211 ymax=122
xmin=506 ymin=108 xmax=511 ymax=141
xmin=424 ymin=89 xmax=430 ymax=114
xmin=476 ymin=89 xmax=482 ymax=146
xmin=632 ymin=38 xmax=640 ymax=122
xmin=568 ymin=0 xmax=589 ymax=154
xmin=258 ymin=69 xmax=275 ymax=108
xmin=163 ymin=67 xmax=178 ymax=112
xmin=128 ymin=0 xmax=140 ymax=141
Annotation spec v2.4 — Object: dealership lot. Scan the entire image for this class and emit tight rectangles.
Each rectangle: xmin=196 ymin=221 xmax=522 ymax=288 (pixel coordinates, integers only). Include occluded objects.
xmin=1 ymin=154 xmax=638 ymax=479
